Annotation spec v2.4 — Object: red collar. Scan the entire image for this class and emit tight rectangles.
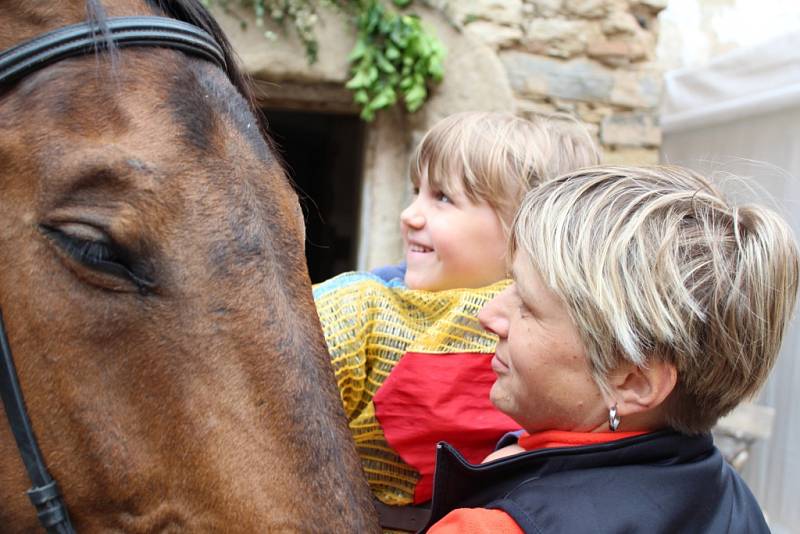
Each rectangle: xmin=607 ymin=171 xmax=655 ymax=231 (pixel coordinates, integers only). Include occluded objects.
xmin=518 ymin=429 xmax=649 ymax=451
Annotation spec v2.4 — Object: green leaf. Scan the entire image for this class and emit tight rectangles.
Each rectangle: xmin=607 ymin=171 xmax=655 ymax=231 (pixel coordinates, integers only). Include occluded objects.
xmin=404 ymin=84 xmax=426 ymax=111
xmin=375 ymin=53 xmax=396 ymax=73
xmin=390 ymin=29 xmax=409 ymax=47
xmin=370 ymin=89 xmax=395 ymax=111
xmin=360 ymin=107 xmax=376 ymax=121
xmin=348 ymin=39 xmax=368 ymax=61
xmin=353 ymin=89 xmax=369 ymax=105
xmin=428 ymin=60 xmax=444 ymax=81
xmin=345 ymin=71 xmax=366 ymax=89
xmin=367 ymin=65 xmax=379 ymax=83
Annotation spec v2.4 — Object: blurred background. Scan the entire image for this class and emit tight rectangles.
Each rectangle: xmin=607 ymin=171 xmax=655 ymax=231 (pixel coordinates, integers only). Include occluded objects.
xmin=205 ymin=1 xmax=799 ymax=530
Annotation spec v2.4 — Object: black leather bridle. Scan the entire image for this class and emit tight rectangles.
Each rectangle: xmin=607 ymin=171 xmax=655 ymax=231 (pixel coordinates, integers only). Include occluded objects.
xmin=0 ymin=16 xmax=228 ymax=533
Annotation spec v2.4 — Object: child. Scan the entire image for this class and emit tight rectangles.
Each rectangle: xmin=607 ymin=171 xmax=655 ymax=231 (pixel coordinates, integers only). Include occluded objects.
xmin=313 ymin=112 xmax=600 ymax=522
xmin=423 ymin=165 xmax=798 ymax=533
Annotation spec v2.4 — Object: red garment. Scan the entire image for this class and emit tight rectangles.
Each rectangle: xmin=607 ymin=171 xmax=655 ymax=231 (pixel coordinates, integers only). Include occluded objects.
xmin=428 ymin=508 xmax=524 ymax=534
xmin=373 ymin=352 xmax=518 ymax=504
xmin=518 ymin=429 xmax=648 ymax=450
xmin=428 ymin=429 xmax=651 ymax=533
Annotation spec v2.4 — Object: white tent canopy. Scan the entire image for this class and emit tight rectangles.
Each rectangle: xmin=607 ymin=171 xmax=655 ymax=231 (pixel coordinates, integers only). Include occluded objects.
xmin=661 ymin=31 xmax=800 ymax=534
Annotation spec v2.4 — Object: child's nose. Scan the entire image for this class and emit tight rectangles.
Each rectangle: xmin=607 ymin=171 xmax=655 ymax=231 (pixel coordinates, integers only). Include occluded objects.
xmin=400 ymin=200 xmax=425 ymax=229
xmin=478 ymin=289 xmax=511 ymax=339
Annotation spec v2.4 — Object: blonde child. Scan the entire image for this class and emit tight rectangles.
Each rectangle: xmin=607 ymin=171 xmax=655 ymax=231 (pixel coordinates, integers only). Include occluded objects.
xmin=313 ymin=112 xmax=599 ymax=528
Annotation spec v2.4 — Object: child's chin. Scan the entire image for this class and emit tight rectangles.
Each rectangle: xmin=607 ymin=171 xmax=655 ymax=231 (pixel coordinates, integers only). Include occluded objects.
xmin=404 ymin=272 xmax=440 ymax=291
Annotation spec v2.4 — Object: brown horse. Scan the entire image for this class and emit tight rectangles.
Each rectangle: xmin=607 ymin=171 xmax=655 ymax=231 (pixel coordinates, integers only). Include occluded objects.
xmin=0 ymin=0 xmax=377 ymax=531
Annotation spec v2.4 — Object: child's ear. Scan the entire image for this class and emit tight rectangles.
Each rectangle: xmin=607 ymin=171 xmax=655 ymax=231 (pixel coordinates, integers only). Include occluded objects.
xmin=606 ymin=360 xmax=677 ymax=417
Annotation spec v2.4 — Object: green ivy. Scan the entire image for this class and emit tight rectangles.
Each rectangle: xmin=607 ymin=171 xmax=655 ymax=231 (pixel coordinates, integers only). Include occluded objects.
xmin=346 ymin=1 xmax=444 ymax=120
xmin=201 ymin=0 xmax=445 ymax=121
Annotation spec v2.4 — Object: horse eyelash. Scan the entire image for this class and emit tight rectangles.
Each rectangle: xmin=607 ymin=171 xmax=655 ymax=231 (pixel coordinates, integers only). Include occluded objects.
xmin=63 ymin=237 xmax=118 ymax=265
xmin=42 ymin=227 xmax=154 ymax=294
xmin=43 ymin=228 xmax=120 ymax=266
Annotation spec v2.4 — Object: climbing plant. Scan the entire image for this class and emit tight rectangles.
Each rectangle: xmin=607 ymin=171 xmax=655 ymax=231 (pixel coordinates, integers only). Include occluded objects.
xmin=201 ymin=0 xmax=445 ymax=121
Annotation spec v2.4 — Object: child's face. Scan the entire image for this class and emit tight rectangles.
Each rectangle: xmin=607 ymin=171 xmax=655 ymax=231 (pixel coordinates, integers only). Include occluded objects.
xmin=400 ymin=174 xmax=507 ymax=290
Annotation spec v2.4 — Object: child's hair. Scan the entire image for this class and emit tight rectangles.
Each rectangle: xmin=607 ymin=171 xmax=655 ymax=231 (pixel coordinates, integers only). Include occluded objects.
xmin=410 ymin=111 xmax=600 ymax=229
xmin=511 ymin=165 xmax=800 ymax=433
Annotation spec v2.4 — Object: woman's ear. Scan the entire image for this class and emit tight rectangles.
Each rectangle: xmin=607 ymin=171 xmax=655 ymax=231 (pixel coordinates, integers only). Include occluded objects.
xmin=607 ymin=360 xmax=677 ymax=417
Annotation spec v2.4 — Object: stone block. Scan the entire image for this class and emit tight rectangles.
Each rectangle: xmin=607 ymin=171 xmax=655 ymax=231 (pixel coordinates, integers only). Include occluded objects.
xmin=633 ymin=0 xmax=668 ymax=11
xmin=600 ymin=111 xmax=661 ymax=147
xmin=502 ymin=52 xmax=663 ymax=109
xmin=551 ymin=97 xmax=577 ymax=112
xmin=587 ymin=37 xmax=647 ymax=66
xmin=526 ymin=0 xmax=564 ymax=18
xmin=576 ymin=101 xmax=614 ymax=123
xmin=451 ymin=0 xmax=523 ymax=26
xmin=524 ymin=18 xmax=594 ymax=58
xmin=515 ymin=98 xmax=559 ymax=118
xmin=603 ymin=147 xmax=659 ymax=165
xmin=504 ymin=52 xmax=615 ymax=102
xmin=465 ymin=20 xmax=524 ymax=49
xmin=603 ymin=10 xmax=641 ymax=35
xmin=562 ymin=0 xmax=607 ymax=18
xmin=609 ymin=67 xmax=662 ymax=108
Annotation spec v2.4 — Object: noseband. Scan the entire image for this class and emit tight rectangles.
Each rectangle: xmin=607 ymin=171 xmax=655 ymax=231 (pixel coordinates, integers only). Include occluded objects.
xmin=0 ymin=16 xmax=227 ymax=533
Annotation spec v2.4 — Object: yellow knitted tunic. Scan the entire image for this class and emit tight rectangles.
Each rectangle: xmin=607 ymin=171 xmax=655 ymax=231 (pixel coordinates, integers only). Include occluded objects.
xmin=313 ymin=272 xmax=510 ymax=505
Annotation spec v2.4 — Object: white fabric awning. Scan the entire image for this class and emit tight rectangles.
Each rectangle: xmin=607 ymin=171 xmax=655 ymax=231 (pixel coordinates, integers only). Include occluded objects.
xmin=661 ymin=31 xmax=800 ymax=133
xmin=660 ymin=31 xmax=800 ymax=534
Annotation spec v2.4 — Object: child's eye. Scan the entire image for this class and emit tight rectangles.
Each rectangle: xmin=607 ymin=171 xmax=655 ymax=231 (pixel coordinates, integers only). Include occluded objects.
xmin=412 ymin=186 xmax=420 ymax=195
xmin=435 ymin=191 xmax=451 ymax=203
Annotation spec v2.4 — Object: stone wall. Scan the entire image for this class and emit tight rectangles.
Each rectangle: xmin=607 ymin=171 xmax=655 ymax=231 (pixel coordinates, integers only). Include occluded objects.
xmin=449 ymin=0 xmax=666 ymax=164
xmin=211 ymin=0 xmax=668 ymax=268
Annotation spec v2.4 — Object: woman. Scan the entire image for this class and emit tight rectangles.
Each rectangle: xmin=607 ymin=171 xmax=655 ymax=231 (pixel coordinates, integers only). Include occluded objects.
xmin=422 ymin=166 xmax=799 ymax=533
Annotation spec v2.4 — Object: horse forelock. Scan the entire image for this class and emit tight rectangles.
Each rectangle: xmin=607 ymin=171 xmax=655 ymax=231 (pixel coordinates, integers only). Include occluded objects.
xmin=84 ymin=0 xmax=268 ymax=138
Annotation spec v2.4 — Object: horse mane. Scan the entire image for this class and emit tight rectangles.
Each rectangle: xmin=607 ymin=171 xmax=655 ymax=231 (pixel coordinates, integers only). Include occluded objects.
xmin=84 ymin=0 xmax=268 ymax=138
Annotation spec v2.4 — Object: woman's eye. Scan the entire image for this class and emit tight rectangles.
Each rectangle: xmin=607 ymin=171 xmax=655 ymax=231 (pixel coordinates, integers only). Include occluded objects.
xmin=41 ymin=225 xmax=153 ymax=293
xmin=514 ymin=291 xmax=533 ymax=318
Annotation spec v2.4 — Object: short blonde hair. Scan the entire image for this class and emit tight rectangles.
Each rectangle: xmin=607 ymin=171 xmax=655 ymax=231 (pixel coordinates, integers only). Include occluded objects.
xmin=511 ymin=165 xmax=799 ymax=433
xmin=410 ymin=112 xmax=600 ymax=228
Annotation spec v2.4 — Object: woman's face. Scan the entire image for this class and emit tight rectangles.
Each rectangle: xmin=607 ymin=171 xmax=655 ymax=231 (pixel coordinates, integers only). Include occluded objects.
xmin=479 ymin=253 xmax=608 ymax=433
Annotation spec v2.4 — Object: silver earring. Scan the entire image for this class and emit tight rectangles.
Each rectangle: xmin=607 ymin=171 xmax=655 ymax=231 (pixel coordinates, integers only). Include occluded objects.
xmin=608 ymin=404 xmax=621 ymax=431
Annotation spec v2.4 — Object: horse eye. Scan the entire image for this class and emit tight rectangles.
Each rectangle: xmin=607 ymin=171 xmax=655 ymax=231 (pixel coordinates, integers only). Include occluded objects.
xmin=41 ymin=225 xmax=154 ymax=293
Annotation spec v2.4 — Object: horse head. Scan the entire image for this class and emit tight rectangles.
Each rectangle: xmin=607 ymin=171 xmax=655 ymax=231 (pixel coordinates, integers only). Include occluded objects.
xmin=0 ymin=0 xmax=377 ymax=531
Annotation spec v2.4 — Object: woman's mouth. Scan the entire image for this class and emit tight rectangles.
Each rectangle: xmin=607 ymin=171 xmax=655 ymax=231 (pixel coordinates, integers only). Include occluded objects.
xmin=491 ymin=354 xmax=509 ymax=375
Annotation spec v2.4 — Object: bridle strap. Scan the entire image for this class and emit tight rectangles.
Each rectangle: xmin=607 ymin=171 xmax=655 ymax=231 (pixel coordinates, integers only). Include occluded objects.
xmin=0 ymin=15 xmax=229 ymax=534
xmin=0 ymin=309 xmax=74 ymax=534
xmin=0 ymin=16 xmax=227 ymax=88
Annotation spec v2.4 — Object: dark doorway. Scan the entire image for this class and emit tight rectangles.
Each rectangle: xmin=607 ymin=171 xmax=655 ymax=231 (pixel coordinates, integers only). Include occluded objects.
xmin=262 ymin=109 xmax=364 ymax=283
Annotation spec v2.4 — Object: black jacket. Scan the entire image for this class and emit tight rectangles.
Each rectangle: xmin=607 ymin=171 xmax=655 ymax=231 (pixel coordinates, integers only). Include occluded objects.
xmin=422 ymin=430 xmax=769 ymax=533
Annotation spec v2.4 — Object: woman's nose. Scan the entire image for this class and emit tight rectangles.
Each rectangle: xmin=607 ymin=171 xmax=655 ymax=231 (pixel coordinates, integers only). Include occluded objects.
xmin=478 ymin=288 xmax=511 ymax=339
xmin=400 ymin=198 xmax=425 ymax=229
